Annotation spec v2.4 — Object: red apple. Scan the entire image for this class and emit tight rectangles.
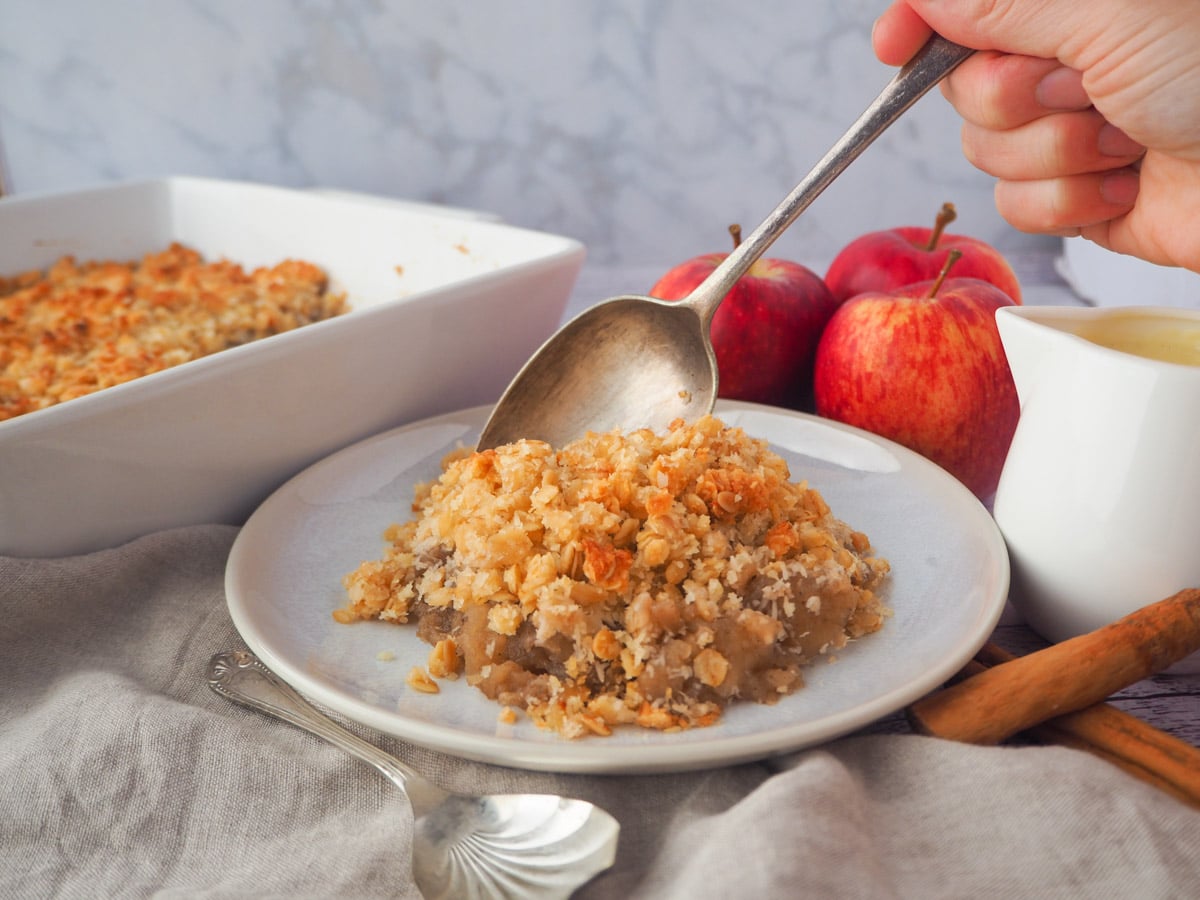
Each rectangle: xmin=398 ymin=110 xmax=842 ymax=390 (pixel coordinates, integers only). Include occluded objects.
xmin=825 ymin=202 xmax=1022 ymax=305
xmin=813 ymin=251 xmax=1019 ymax=500
xmin=650 ymin=225 xmax=839 ymax=410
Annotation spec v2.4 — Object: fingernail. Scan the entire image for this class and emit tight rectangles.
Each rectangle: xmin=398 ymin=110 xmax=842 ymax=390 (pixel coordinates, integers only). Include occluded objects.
xmin=1098 ymin=123 xmax=1144 ymax=157
xmin=1101 ymin=170 xmax=1140 ymax=206
xmin=1036 ymin=67 xmax=1090 ymax=110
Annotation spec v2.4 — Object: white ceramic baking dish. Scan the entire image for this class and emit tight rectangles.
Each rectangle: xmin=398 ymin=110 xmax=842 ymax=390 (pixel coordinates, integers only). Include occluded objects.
xmin=0 ymin=177 xmax=585 ymax=557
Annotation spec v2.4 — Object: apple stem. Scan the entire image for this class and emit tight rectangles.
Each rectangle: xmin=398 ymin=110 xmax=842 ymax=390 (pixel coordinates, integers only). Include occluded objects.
xmin=728 ymin=223 xmax=743 ymax=249
xmin=928 ymin=249 xmax=963 ymax=298
xmin=925 ymin=202 xmax=957 ymax=251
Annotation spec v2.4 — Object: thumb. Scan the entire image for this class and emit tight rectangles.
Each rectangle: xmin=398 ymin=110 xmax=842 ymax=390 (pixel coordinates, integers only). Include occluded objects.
xmin=902 ymin=0 xmax=1167 ymax=69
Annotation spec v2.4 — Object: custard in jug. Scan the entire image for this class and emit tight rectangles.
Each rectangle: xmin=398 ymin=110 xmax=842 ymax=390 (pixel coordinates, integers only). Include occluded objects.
xmin=1074 ymin=310 xmax=1200 ymax=366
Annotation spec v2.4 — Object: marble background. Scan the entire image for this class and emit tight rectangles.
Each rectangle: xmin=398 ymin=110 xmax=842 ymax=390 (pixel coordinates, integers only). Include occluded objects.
xmin=0 ymin=0 xmax=1059 ymax=278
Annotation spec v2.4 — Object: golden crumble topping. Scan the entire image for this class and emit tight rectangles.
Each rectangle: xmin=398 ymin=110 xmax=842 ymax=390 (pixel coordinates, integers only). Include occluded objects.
xmin=0 ymin=242 xmax=346 ymax=421
xmin=339 ymin=415 xmax=890 ymax=738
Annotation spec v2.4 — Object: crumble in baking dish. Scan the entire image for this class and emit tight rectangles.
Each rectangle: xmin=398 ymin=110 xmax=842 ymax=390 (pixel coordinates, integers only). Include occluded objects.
xmin=0 ymin=242 xmax=346 ymax=421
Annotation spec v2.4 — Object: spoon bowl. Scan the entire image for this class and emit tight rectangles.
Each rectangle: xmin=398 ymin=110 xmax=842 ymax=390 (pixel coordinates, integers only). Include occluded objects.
xmin=478 ymin=293 xmax=716 ymax=448
xmin=478 ymin=35 xmax=973 ymax=451
xmin=207 ymin=649 xmax=620 ymax=900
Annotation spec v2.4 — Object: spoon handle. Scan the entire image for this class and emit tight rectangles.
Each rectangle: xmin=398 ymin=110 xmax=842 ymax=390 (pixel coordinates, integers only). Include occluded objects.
xmin=683 ymin=34 xmax=974 ymax=322
xmin=207 ymin=649 xmax=445 ymax=812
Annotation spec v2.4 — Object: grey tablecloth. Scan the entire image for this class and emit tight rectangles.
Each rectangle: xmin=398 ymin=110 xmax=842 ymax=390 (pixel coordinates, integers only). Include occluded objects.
xmin=3 ymin=525 xmax=1199 ymax=899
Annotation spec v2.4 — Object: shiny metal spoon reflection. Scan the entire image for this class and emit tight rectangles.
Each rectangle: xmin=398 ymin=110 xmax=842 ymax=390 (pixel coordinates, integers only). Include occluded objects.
xmin=477 ymin=35 xmax=973 ymax=451
xmin=207 ymin=650 xmax=619 ymax=900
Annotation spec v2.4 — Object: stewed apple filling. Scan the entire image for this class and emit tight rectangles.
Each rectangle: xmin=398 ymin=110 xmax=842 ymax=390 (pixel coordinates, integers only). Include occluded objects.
xmin=337 ymin=415 xmax=889 ymax=738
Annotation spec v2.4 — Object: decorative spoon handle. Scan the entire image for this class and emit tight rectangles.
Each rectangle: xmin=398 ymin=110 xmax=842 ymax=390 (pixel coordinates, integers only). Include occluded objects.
xmin=684 ymin=35 xmax=974 ymax=323
xmin=207 ymin=650 xmax=446 ymax=813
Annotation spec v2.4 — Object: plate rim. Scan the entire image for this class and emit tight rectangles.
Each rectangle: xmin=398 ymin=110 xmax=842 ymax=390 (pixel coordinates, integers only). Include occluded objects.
xmin=225 ymin=400 xmax=1010 ymax=773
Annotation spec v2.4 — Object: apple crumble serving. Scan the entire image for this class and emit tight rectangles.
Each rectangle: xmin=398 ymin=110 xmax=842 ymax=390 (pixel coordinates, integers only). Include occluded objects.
xmin=338 ymin=415 xmax=890 ymax=738
xmin=0 ymin=242 xmax=346 ymax=421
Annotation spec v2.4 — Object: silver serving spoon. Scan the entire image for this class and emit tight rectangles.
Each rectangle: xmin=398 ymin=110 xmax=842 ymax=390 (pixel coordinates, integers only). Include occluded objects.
xmin=477 ymin=35 xmax=973 ymax=450
xmin=207 ymin=649 xmax=620 ymax=900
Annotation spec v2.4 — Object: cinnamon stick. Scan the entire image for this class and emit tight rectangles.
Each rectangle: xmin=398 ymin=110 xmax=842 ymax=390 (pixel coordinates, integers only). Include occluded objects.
xmin=907 ymin=588 xmax=1200 ymax=744
xmin=946 ymin=653 xmax=1200 ymax=809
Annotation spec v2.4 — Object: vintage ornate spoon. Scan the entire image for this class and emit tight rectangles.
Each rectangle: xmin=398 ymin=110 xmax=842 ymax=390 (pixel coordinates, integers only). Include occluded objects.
xmin=207 ymin=649 xmax=620 ymax=899
xmin=477 ymin=35 xmax=973 ymax=450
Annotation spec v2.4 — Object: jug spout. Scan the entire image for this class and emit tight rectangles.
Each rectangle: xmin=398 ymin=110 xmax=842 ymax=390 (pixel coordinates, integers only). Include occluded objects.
xmin=999 ymin=304 xmax=1200 ymax=402
xmin=994 ymin=306 xmax=1068 ymax=405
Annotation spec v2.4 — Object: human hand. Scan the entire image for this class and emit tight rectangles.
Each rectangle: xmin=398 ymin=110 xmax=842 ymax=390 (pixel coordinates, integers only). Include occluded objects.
xmin=872 ymin=0 xmax=1200 ymax=272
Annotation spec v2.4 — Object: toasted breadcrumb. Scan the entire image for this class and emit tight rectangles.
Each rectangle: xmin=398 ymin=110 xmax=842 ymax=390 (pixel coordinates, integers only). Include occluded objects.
xmin=342 ymin=416 xmax=889 ymax=738
xmin=0 ymin=243 xmax=346 ymax=421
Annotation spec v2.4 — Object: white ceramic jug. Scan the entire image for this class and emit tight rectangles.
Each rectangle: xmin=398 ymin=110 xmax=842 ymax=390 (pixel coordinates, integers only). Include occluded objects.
xmin=992 ymin=305 xmax=1200 ymax=671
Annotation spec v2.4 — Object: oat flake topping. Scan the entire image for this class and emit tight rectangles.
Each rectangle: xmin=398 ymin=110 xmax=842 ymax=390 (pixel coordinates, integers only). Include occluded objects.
xmin=338 ymin=415 xmax=890 ymax=738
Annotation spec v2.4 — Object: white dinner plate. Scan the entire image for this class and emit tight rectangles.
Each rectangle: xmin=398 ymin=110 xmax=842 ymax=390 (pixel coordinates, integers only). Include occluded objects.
xmin=225 ymin=401 xmax=1009 ymax=774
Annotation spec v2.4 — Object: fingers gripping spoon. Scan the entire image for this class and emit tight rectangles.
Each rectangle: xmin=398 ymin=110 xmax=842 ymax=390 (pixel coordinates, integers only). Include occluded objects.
xmin=207 ymin=650 xmax=620 ymax=900
xmin=477 ymin=36 xmax=973 ymax=451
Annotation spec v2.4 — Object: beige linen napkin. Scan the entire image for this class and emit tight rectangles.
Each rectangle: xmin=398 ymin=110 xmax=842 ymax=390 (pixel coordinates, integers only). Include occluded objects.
xmin=2 ymin=525 xmax=1198 ymax=899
